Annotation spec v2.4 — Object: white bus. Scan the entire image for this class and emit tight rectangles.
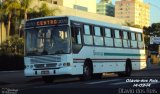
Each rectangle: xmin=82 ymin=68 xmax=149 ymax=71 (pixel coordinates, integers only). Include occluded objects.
xmin=24 ymin=16 xmax=146 ymax=83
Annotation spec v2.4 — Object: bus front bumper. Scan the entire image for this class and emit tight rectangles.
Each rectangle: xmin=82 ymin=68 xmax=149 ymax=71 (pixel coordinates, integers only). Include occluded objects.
xmin=24 ymin=67 xmax=72 ymax=77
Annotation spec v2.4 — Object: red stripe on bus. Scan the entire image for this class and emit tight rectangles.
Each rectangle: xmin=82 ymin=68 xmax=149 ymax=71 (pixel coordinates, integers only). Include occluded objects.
xmin=73 ymin=58 xmax=146 ymax=61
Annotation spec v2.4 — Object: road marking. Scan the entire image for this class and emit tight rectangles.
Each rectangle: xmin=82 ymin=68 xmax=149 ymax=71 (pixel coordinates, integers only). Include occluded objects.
xmin=111 ymin=81 xmax=130 ymax=85
xmin=86 ymin=79 xmax=122 ymax=85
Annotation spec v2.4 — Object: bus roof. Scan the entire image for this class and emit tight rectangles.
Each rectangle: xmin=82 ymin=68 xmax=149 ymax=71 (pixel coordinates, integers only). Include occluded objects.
xmin=27 ymin=15 xmax=143 ymax=33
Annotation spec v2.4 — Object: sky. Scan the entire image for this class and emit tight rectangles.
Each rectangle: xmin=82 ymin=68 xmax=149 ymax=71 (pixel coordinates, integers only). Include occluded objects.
xmin=97 ymin=0 xmax=160 ymax=25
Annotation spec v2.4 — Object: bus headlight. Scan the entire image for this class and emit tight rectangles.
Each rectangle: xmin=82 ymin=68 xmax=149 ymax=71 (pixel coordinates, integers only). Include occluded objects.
xmin=26 ymin=65 xmax=29 ymax=69
xmin=63 ymin=63 xmax=70 ymax=66
xmin=58 ymin=63 xmax=62 ymax=67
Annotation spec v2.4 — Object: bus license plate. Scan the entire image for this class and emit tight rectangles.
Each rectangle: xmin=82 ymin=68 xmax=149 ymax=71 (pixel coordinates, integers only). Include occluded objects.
xmin=41 ymin=70 xmax=49 ymax=74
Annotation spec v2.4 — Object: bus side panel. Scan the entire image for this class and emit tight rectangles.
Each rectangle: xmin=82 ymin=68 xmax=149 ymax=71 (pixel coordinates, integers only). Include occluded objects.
xmin=72 ymin=46 xmax=146 ymax=74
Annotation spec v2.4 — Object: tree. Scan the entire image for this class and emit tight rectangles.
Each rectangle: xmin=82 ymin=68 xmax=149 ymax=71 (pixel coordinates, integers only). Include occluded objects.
xmin=39 ymin=3 xmax=59 ymax=17
xmin=0 ymin=3 xmax=5 ymax=22
xmin=143 ymin=23 xmax=160 ymax=47
xmin=0 ymin=34 xmax=24 ymax=55
xmin=0 ymin=2 xmax=5 ymax=45
xmin=20 ymin=0 xmax=33 ymax=21
xmin=2 ymin=0 xmax=21 ymax=39
xmin=28 ymin=3 xmax=60 ymax=19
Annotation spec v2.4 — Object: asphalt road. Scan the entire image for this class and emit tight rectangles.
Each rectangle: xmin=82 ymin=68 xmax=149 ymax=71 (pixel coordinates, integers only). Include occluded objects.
xmin=0 ymin=69 xmax=160 ymax=94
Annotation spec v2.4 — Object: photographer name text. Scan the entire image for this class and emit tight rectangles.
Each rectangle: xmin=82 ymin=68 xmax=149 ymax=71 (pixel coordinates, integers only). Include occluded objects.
xmin=126 ymin=78 xmax=158 ymax=87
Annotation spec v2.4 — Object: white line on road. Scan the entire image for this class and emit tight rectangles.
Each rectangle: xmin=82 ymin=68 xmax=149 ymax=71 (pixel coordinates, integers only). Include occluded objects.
xmin=111 ymin=81 xmax=131 ymax=85
xmin=86 ymin=79 xmax=122 ymax=85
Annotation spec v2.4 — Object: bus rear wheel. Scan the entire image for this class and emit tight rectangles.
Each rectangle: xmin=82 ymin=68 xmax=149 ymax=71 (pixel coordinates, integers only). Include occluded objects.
xmin=42 ymin=76 xmax=54 ymax=83
xmin=118 ymin=59 xmax=132 ymax=77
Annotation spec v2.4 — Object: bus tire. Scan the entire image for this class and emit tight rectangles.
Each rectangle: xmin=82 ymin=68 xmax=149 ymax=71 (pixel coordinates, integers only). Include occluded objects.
xmin=81 ymin=59 xmax=93 ymax=80
xmin=118 ymin=59 xmax=132 ymax=77
xmin=42 ymin=76 xmax=54 ymax=83
xmin=125 ymin=59 xmax=132 ymax=76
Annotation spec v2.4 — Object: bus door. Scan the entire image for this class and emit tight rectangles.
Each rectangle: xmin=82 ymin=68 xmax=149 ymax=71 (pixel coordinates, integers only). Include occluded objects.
xmin=71 ymin=22 xmax=83 ymax=54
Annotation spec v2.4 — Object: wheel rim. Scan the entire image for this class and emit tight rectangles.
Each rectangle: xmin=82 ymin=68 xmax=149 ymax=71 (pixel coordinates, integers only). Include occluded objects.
xmin=84 ymin=65 xmax=90 ymax=76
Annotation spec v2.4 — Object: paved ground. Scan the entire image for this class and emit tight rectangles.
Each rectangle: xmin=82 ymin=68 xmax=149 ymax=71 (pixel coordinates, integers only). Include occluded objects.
xmin=0 ymin=64 xmax=160 ymax=94
xmin=131 ymin=64 xmax=160 ymax=76
xmin=0 ymin=64 xmax=159 ymax=85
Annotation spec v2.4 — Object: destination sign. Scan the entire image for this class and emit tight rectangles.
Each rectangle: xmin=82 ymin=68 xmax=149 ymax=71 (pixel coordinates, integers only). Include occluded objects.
xmin=25 ymin=17 xmax=68 ymax=28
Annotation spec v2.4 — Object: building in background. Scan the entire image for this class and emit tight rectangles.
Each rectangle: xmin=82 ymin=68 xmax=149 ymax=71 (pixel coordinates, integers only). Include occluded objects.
xmin=115 ymin=0 xmax=150 ymax=28
xmin=42 ymin=0 xmax=96 ymax=13
xmin=33 ymin=0 xmax=124 ymax=25
xmin=96 ymin=0 xmax=115 ymax=17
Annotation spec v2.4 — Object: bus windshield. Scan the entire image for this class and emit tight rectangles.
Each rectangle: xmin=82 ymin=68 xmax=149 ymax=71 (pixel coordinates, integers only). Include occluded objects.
xmin=25 ymin=25 xmax=70 ymax=56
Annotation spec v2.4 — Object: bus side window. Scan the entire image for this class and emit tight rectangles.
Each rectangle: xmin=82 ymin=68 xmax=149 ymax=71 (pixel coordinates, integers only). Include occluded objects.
xmin=94 ymin=26 xmax=104 ymax=46
xmin=71 ymin=26 xmax=83 ymax=53
xmin=84 ymin=25 xmax=91 ymax=35
xmin=83 ymin=24 xmax=93 ymax=45
xmin=131 ymin=32 xmax=138 ymax=48
xmin=137 ymin=33 xmax=144 ymax=49
xmin=104 ymin=28 xmax=114 ymax=47
xmin=114 ymin=29 xmax=122 ymax=47
xmin=122 ymin=31 xmax=131 ymax=48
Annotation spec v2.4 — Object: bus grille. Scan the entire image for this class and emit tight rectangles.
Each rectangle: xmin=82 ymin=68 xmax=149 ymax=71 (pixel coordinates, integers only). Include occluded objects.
xmin=34 ymin=63 xmax=57 ymax=69
xmin=30 ymin=55 xmax=61 ymax=64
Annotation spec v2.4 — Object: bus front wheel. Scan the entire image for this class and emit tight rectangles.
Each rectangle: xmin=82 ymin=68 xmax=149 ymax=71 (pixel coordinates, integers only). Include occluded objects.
xmin=42 ymin=76 xmax=54 ymax=83
xmin=81 ymin=59 xmax=93 ymax=80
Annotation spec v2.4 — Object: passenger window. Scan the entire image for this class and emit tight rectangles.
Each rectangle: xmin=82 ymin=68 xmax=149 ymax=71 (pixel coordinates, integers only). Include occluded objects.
xmin=137 ymin=33 xmax=144 ymax=49
xmin=122 ymin=31 xmax=130 ymax=48
xmin=137 ymin=33 xmax=142 ymax=41
xmin=130 ymin=32 xmax=138 ymax=48
xmin=131 ymin=32 xmax=136 ymax=40
xmin=104 ymin=28 xmax=113 ymax=47
xmin=123 ymin=31 xmax=128 ymax=39
xmin=84 ymin=25 xmax=91 ymax=35
xmin=94 ymin=26 xmax=103 ymax=46
xmin=83 ymin=24 xmax=93 ymax=45
xmin=114 ymin=30 xmax=120 ymax=38
xmin=105 ymin=28 xmax=112 ymax=37
xmin=94 ymin=26 xmax=101 ymax=36
xmin=114 ymin=30 xmax=122 ymax=47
